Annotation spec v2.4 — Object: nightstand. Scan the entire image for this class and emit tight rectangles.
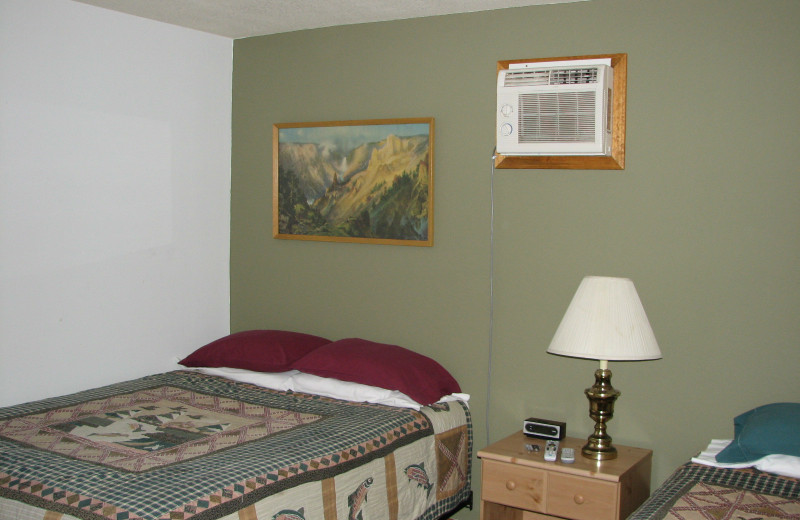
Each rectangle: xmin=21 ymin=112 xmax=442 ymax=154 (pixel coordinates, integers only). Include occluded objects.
xmin=478 ymin=432 xmax=651 ymax=520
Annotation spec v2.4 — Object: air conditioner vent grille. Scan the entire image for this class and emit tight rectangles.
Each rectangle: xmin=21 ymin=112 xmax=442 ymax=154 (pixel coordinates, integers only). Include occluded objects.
xmin=518 ymin=91 xmax=596 ymax=143
xmin=504 ymin=67 xmax=600 ymax=87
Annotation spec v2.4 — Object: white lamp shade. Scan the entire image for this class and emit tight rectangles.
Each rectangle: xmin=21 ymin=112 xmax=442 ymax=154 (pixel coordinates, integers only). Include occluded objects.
xmin=547 ymin=276 xmax=662 ymax=361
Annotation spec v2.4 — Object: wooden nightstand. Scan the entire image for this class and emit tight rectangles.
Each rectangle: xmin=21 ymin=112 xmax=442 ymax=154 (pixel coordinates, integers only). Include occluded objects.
xmin=478 ymin=432 xmax=652 ymax=520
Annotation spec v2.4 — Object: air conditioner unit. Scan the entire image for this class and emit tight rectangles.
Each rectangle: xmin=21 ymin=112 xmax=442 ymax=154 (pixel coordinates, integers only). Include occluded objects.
xmin=496 ymin=60 xmax=613 ymax=156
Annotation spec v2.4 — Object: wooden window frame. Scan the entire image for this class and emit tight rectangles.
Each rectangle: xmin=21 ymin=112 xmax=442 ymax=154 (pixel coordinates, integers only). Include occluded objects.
xmin=494 ymin=53 xmax=627 ymax=170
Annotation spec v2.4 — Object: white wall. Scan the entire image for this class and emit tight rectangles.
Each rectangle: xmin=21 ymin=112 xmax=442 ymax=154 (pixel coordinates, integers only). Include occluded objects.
xmin=0 ymin=0 xmax=232 ymax=407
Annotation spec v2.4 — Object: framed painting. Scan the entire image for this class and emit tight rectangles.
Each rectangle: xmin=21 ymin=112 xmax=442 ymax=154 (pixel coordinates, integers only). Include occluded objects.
xmin=273 ymin=118 xmax=434 ymax=246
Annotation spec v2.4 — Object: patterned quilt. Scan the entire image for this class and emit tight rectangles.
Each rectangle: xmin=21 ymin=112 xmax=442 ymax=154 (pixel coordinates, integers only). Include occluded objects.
xmin=628 ymin=463 xmax=800 ymax=520
xmin=0 ymin=371 xmax=472 ymax=520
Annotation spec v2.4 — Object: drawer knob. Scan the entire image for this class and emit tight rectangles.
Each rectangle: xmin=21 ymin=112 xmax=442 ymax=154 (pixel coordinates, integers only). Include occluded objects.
xmin=505 ymin=480 xmax=517 ymax=491
xmin=573 ymin=494 xmax=585 ymax=505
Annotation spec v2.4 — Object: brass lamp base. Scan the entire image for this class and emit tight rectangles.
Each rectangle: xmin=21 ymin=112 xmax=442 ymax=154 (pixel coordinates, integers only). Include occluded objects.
xmin=582 ymin=368 xmax=620 ymax=461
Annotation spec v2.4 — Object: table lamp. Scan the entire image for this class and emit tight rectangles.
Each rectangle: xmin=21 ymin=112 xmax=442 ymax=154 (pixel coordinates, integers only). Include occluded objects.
xmin=546 ymin=276 xmax=661 ymax=461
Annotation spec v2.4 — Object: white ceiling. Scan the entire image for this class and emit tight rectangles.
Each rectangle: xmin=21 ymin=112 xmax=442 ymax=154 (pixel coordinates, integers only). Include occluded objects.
xmin=71 ymin=0 xmax=586 ymax=39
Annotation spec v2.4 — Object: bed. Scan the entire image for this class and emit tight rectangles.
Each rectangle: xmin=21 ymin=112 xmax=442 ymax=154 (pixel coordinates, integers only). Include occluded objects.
xmin=628 ymin=402 xmax=800 ymax=520
xmin=0 ymin=332 xmax=473 ymax=520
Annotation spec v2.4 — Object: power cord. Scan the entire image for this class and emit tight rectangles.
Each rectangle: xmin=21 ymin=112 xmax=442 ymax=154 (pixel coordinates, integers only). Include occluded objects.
xmin=486 ymin=148 xmax=497 ymax=447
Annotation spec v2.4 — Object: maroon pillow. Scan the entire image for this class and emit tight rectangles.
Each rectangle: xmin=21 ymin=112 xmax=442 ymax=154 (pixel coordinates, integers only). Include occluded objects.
xmin=179 ymin=330 xmax=331 ymax=373
xmin=291 ymin=338 xmax=461 ymax=405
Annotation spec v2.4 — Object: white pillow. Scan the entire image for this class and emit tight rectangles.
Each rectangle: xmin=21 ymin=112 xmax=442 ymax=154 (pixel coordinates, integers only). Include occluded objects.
xmin=180 ymin=365 xmax=469 ymax=410
xmin=188 ymin=366 xmax=299 ymax=390
xmin=292 ymin=372 xmax=422 ymax=409
xmin=692 ymin=439 xmax=800 ymax=478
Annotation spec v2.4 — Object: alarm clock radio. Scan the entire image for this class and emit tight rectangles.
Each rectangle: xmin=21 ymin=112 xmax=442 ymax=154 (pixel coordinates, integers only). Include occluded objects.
xmin=522 ymin=417 xmax=566 ymax=440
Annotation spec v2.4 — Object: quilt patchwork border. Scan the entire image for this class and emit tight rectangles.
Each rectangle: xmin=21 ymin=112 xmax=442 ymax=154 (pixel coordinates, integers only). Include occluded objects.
xmin=628 ymin=463 xmax=800 ymax=520
xmin=661 ymin=480 xmax=800 ymax=520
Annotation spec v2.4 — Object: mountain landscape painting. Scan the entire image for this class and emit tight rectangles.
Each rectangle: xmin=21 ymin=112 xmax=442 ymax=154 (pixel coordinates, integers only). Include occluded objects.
xmin=273 ymin=118 xmax=433 ymax=246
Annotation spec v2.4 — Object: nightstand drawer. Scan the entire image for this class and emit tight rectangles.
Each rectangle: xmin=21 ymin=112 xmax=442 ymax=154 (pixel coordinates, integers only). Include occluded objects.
xmin=481 ymin=460 xmax=546 ymax=512
xmin=546 ymin=472 xmax=617 ymax=520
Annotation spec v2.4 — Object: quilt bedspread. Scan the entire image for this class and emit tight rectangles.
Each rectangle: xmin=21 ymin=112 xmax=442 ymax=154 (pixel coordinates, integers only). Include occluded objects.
xmin=628 ymin=462 xmax=800 ymax=520
xmin=0 ymin=371 xmax=472 ymax=520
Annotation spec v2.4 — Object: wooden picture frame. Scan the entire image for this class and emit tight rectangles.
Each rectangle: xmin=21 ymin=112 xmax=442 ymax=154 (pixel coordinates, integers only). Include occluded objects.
xmin=495 ymin=53 xmax=627 ymax=170
xmin=273 ymin=118 xmax=434 ymax=246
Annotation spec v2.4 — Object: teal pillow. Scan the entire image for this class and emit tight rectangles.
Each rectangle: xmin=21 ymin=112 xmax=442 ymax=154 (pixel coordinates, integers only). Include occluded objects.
xmin=716 ymin=403 xmax=800 ymax=463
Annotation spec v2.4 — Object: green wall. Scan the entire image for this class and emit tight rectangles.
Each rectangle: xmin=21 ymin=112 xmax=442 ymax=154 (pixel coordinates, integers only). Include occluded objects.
xmin=231 ymin=0 xmax=800 ymax=512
